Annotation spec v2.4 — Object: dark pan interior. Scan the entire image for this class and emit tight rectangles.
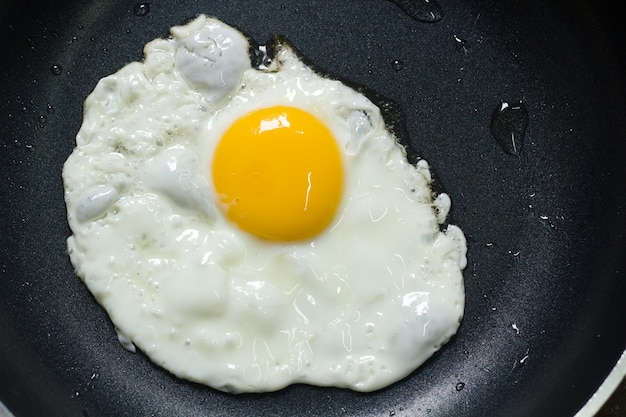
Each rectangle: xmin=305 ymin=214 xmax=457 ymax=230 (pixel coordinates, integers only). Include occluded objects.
xmin=1 ymin=0 xmax=625 ymax=416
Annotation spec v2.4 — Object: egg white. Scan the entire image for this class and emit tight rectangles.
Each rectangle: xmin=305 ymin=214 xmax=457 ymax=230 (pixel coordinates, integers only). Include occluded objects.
xmin=63 ymin=15 xmax=467 ymax=393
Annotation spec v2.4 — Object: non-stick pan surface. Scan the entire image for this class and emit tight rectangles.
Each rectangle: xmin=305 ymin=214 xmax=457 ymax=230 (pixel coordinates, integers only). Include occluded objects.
xmin=1 ymin=0 xmax=625 ymax=416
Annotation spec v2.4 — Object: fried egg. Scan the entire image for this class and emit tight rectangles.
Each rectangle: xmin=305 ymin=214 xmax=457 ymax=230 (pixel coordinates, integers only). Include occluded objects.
xmin=62 ymin=15 xmax=467 ymax=393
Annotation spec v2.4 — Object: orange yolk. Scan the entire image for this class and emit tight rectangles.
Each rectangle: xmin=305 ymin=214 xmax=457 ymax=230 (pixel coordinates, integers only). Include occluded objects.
xmin=212 ymin=106 xmax=343 ymax=241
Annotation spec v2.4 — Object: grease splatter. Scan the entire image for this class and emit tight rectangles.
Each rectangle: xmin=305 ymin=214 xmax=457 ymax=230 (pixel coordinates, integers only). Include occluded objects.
xmin=387 ymin=0 xmax=443 ymax=23
xmin=490 ymin=100 xmax=528 ymax=156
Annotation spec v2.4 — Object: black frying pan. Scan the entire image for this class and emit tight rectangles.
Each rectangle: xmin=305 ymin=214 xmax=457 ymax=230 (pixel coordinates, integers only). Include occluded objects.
xmin=1 ymin=0 xmax=625 ymax=416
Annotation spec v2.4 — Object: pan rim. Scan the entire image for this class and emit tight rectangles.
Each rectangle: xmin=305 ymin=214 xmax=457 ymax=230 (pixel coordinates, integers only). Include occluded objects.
xmin=0 ymin=401 xmax=15 ymax=417
xmin=574 ymin=349 xmax=626 ymax=417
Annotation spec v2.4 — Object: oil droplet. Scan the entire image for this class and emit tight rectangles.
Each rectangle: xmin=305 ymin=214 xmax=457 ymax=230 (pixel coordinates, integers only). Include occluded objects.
xmin=387 ymin=0 xmax=443 ymax=23
xmin=453 ymin=34 xmax=469 ymax=54
xmin=26 ymin=35 xmax=36 ymax=49
xmin=46 ymin=104 xmax=55 ymax=114
xmin=455 ymin=382 xmax=465 ymax=391
xmin=391 ymin=59 xmax=404 ymax=71
xmin=490 ymin=100 xmax=528 ymax=156
xmin=134 ymin=3 xmax=150 ymax=17
xmin=50 ymin=64 xmax=63 ymax=75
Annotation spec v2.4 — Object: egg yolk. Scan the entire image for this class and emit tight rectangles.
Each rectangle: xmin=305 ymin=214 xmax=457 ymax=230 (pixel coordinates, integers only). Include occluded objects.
xmin=212 ymin=106 xmax=343 ymax=241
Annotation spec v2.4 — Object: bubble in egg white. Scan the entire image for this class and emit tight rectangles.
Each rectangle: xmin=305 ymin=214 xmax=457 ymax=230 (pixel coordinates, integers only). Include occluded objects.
xmin=62 ymin=15 xmax=467 ymax=393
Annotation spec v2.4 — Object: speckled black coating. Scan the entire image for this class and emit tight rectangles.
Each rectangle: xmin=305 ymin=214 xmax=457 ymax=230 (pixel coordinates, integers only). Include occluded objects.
xmin=1 ymin=1 xmax=625 ymax=416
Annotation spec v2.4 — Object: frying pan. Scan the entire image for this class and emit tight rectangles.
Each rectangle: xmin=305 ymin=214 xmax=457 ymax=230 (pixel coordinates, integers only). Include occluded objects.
xmin=1 ymin=0 xmax=625 ymax=416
